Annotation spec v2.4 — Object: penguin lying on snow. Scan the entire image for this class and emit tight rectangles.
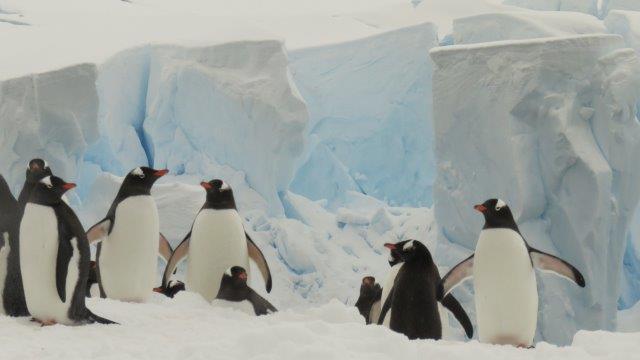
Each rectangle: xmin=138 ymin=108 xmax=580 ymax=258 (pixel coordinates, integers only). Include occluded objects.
xmin=378 ymin=240 xmax=473 ymax=340
xmin=439 ymin=199 xmax=586 ymax=347
xmin=162 ymin=179 xmax=272 ymax=302
xmin=86 ymin=167 xmax=173 ymax=302
xmin=216 ymin=266 xmax=277 ymax=316
xmin=20 ymin=176 xmax=115 ymax=325
xmin=355 ymin=276 xmax=382 ymax=324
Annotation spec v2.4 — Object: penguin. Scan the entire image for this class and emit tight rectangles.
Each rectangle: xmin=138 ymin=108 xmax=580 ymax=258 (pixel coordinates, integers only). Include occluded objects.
xmin=377 ymin=239 xmax=411 ymax=327
xmin=377 ymin=240 xmax=473 ymax=340
xmin=17 ymin=159 xmax=53 ymax=216
xmin=19 ymin=175 xmax=115 ymax=325
xmin=216 ymin=266 xmax=277 ymax=316
xmin=355 ymin=276 xmax=382 ymax=324
xmin=86 ymin=166 xmax=172 ymax=302
xmin=161 ymin=179 xmax=272 ymax=302
xmin=438 ymin=199 xmax=586 ymax=347
xmin=153 ymin=280 xmax=185 ymax=298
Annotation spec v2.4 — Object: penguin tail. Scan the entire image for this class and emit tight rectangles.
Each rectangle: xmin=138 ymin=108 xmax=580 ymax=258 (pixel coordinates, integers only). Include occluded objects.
xmin=87 ymin=310 xmax=118 ymax=325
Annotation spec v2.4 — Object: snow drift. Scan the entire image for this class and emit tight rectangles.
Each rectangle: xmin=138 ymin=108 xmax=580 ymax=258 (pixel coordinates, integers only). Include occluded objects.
xmin=503 ymin=0 xmax=598 ymax=16
xmin=430 ymin=34 xmax=640 ymax=344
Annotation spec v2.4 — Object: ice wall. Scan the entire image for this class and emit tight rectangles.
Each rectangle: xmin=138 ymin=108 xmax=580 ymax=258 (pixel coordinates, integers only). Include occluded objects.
xmin=289 ymin=23 xmax=439 ymax=208
xmin=453 ymin=12 xmax=605 ymax=44
xmin=430 ymin=35 xmax=640 ymax=344
xmin=503 ymin=0 xmax=598 ymax=15
xmin=0 ymin=64 xmax=99 ymax=193
xmin=602 ymin=1 xmax=640 ymax=17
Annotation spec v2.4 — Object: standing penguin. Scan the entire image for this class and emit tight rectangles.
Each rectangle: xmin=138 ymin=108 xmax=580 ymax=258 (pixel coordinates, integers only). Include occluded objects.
xmin=86 ymin=167 xmax=172 ymax=302
xmin=439 ymin=199 xmax=586 ymax=347
xmin=216 ymin=266 xmax=277 ymax=316
xmin=377 ymin=239 xmax=410 ymax=326
xmin=20 ymin=176 xmax=115 ymax=325
xmin=1 ymin=159 xmax=52 ymax=318
xmin=161 ymin=179 xmax=272 ymax=301
xmin=355 ymin=276 xmax=382 ymax=324
xmin=378 ymin=240 xmax=473 ymax=340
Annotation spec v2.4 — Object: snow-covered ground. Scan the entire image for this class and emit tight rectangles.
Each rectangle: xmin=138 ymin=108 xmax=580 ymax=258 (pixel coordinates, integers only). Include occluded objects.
xmin=1 ymin=295 xmax=638 ymax=360
xmin=2 ymin=0 xmax=640 ymax=357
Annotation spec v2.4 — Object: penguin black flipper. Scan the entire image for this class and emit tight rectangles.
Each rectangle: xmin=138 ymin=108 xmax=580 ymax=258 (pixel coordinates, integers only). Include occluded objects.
xmin=439 ymin=254 xmax=474 ymax=300
xmin=161 ymin=232 xmax=190 ymax=288
xmin=55 ymin=234 xmax=74 ymax=303
xmin=528 ymin=247 xmax=586 ymax=287
xmin=247 ymin=288 xmax=277 ymax=316
xmin=246 ymin=232 xmax=272 ymax=293
xmin=440 ymin=294 xmax=473 ymax=338
xmin=158 ymin=233 xmax=173 ymax=264
xmin=377 ymin=285 xmax=394 ymax=325
xmin=86 ymin=218 xmax=112 ymax=245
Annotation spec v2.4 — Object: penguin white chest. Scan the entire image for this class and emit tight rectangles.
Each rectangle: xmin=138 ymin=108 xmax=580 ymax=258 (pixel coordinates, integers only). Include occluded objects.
xmin=187 ymin=209 xmax=248 ymax=301
xmin=20 ymin=204 xmax=73 ymax=323
xmin=99 ymin=195 xmax=159 ymax=302
xmin=473 ymin=228 xmax=538 ymax=346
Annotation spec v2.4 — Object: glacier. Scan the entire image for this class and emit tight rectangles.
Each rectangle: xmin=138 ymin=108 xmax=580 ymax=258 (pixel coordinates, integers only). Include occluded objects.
xmin=502 ymin=0 xmax=598 ymax=16
xmin=430 ymin=34 xmax=640 ymax=344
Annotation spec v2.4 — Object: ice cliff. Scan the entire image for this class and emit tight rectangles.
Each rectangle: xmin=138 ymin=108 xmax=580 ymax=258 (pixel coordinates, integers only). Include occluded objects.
xmin=430 ymin=35 xmax=640 ymax=344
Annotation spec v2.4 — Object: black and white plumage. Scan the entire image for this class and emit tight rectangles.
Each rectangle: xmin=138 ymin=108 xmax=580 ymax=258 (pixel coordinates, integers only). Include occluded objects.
xmin=0 ymin=159 xmax=53 ymax=317
xmin=355 ymin=276 xmax=382 ymax=324
xmin=216 ymin=266 xmax=276 ymax=316
xmin=20 ymin=176 xmax=115 ymax=325
xmin=161 ymin=179 xmax=272 ymax=302
xmin=438 ymin=199 xmax=586 ymax=347
xmin=86 ymin=167 xmax=172 ymax=302
xmin=377 ymin=240 xmax=473 ymax=340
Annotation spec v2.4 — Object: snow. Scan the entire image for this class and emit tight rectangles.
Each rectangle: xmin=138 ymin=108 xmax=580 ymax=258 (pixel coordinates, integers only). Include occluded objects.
xmin=431 ymin=34 xmax=640 ymax=344
xmin=503 ymin=0 xmax=599 ymax=15
xmin=454 ymin=11 xmax=606 ymax=44
xmin=602 ymin=0 xmax=640 ymax=16
xmin=0 ymin=295 xmax=639 ymax=359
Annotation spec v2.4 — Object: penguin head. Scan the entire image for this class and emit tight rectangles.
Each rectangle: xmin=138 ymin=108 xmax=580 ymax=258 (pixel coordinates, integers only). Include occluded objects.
xmin=384 ymin=240 xmax=433 ymax=264
xmin=474 ymin=198 xmax=518 ymax=230
xmin=359 ymin=276 xmax=381 ymax=297
xmin=31 ymin=176 xmax=76 ymax=205
xmin=201 ymin=179 xmax=236 ymax=209
xmin=385 ymin=239 xmax=412 ymax=266
xmin=25 ymin=158 xmax=52 ymax=184
xmin=121 ymin=167 xmax=168 ymax=195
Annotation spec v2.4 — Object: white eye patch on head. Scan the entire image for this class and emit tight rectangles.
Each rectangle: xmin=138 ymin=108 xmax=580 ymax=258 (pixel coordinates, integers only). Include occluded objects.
xmin=225 ymin=267 xmax=233 ymax=276
xmin=220 ymin=181 xmax=230 ymax=190
xmin=403 ymin=240 xmax=415 ymax=251
xmin=131 ymin=167 xmax=144 ymax=177
xmin=495 ymin=199 xmax=506 ymax=211
xmin=40 ymin=176 xmax=52 ymax=187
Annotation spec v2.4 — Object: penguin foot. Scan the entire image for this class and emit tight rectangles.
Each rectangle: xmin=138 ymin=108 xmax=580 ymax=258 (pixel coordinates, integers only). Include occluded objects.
xmin=516 ymin=344 xmax=535 ymax=349
xmin=31 ymin=318 xmax=57 ymax=326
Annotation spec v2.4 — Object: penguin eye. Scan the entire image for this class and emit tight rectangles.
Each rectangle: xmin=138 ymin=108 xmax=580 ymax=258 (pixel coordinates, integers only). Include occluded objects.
xmin=495 ymin=205 xmax=502 ymax=211
xmin=139 ymin=173 xmax=145 ymax=179
xmin=45 ymin=183 xmax=52 ymax=189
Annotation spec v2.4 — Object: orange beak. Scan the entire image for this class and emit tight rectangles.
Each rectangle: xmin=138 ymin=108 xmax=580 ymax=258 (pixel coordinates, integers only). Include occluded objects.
xmin=63 ymin=183 xmax=77 ymax=190
xmin=201 ymin=182 xmax=212 ymax=189
xmin=154 ymin=169 xmax=169 ymax=177
xmin=384 ymin=243 xmax=396 ymax=250
xmin=474 ymin=204 xmax=487 ymax=213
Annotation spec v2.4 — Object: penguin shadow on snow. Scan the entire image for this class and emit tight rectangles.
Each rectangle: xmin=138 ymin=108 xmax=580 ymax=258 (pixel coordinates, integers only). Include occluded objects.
xmin=359 ymin=239 xmax=474 ymax=341
xmin=439 ymin=198 xmax=586 ymax=348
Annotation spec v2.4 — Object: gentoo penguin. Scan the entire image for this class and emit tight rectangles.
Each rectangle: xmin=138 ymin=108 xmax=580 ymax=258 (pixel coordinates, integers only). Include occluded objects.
xmin=355 ymin=276 xmax=382 ymax=324
xmin=0 ymin=174 xmax=29 ymax=316
xmin=17 ymin=159 xmax=53 ymax=216
xmin=161 ymin=179 xmax=272 ymax=301
xmin=377 ymin=239 xmax=412 ymax=326
xmin=20 ymin=176 xmax=115 ymax=325
xmin=153 ymin=280 xmax=185 ymax=298
xmin=439 ymin=199 xmax=586 ymax=347
xmin=86 ymin=166 xmax=172 ymax=302
xmin=216 ymin=266 xmax=277 ymax=316
xmin=377 ymin=240 xmax=473 ymax=340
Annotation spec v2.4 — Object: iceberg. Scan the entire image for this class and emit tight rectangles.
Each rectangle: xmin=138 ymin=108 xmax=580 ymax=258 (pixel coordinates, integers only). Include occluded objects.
xmin=289 ymin=23 xmax=439 ymax=208
xmin=430 ymin=35 xmax=640 ymax=344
